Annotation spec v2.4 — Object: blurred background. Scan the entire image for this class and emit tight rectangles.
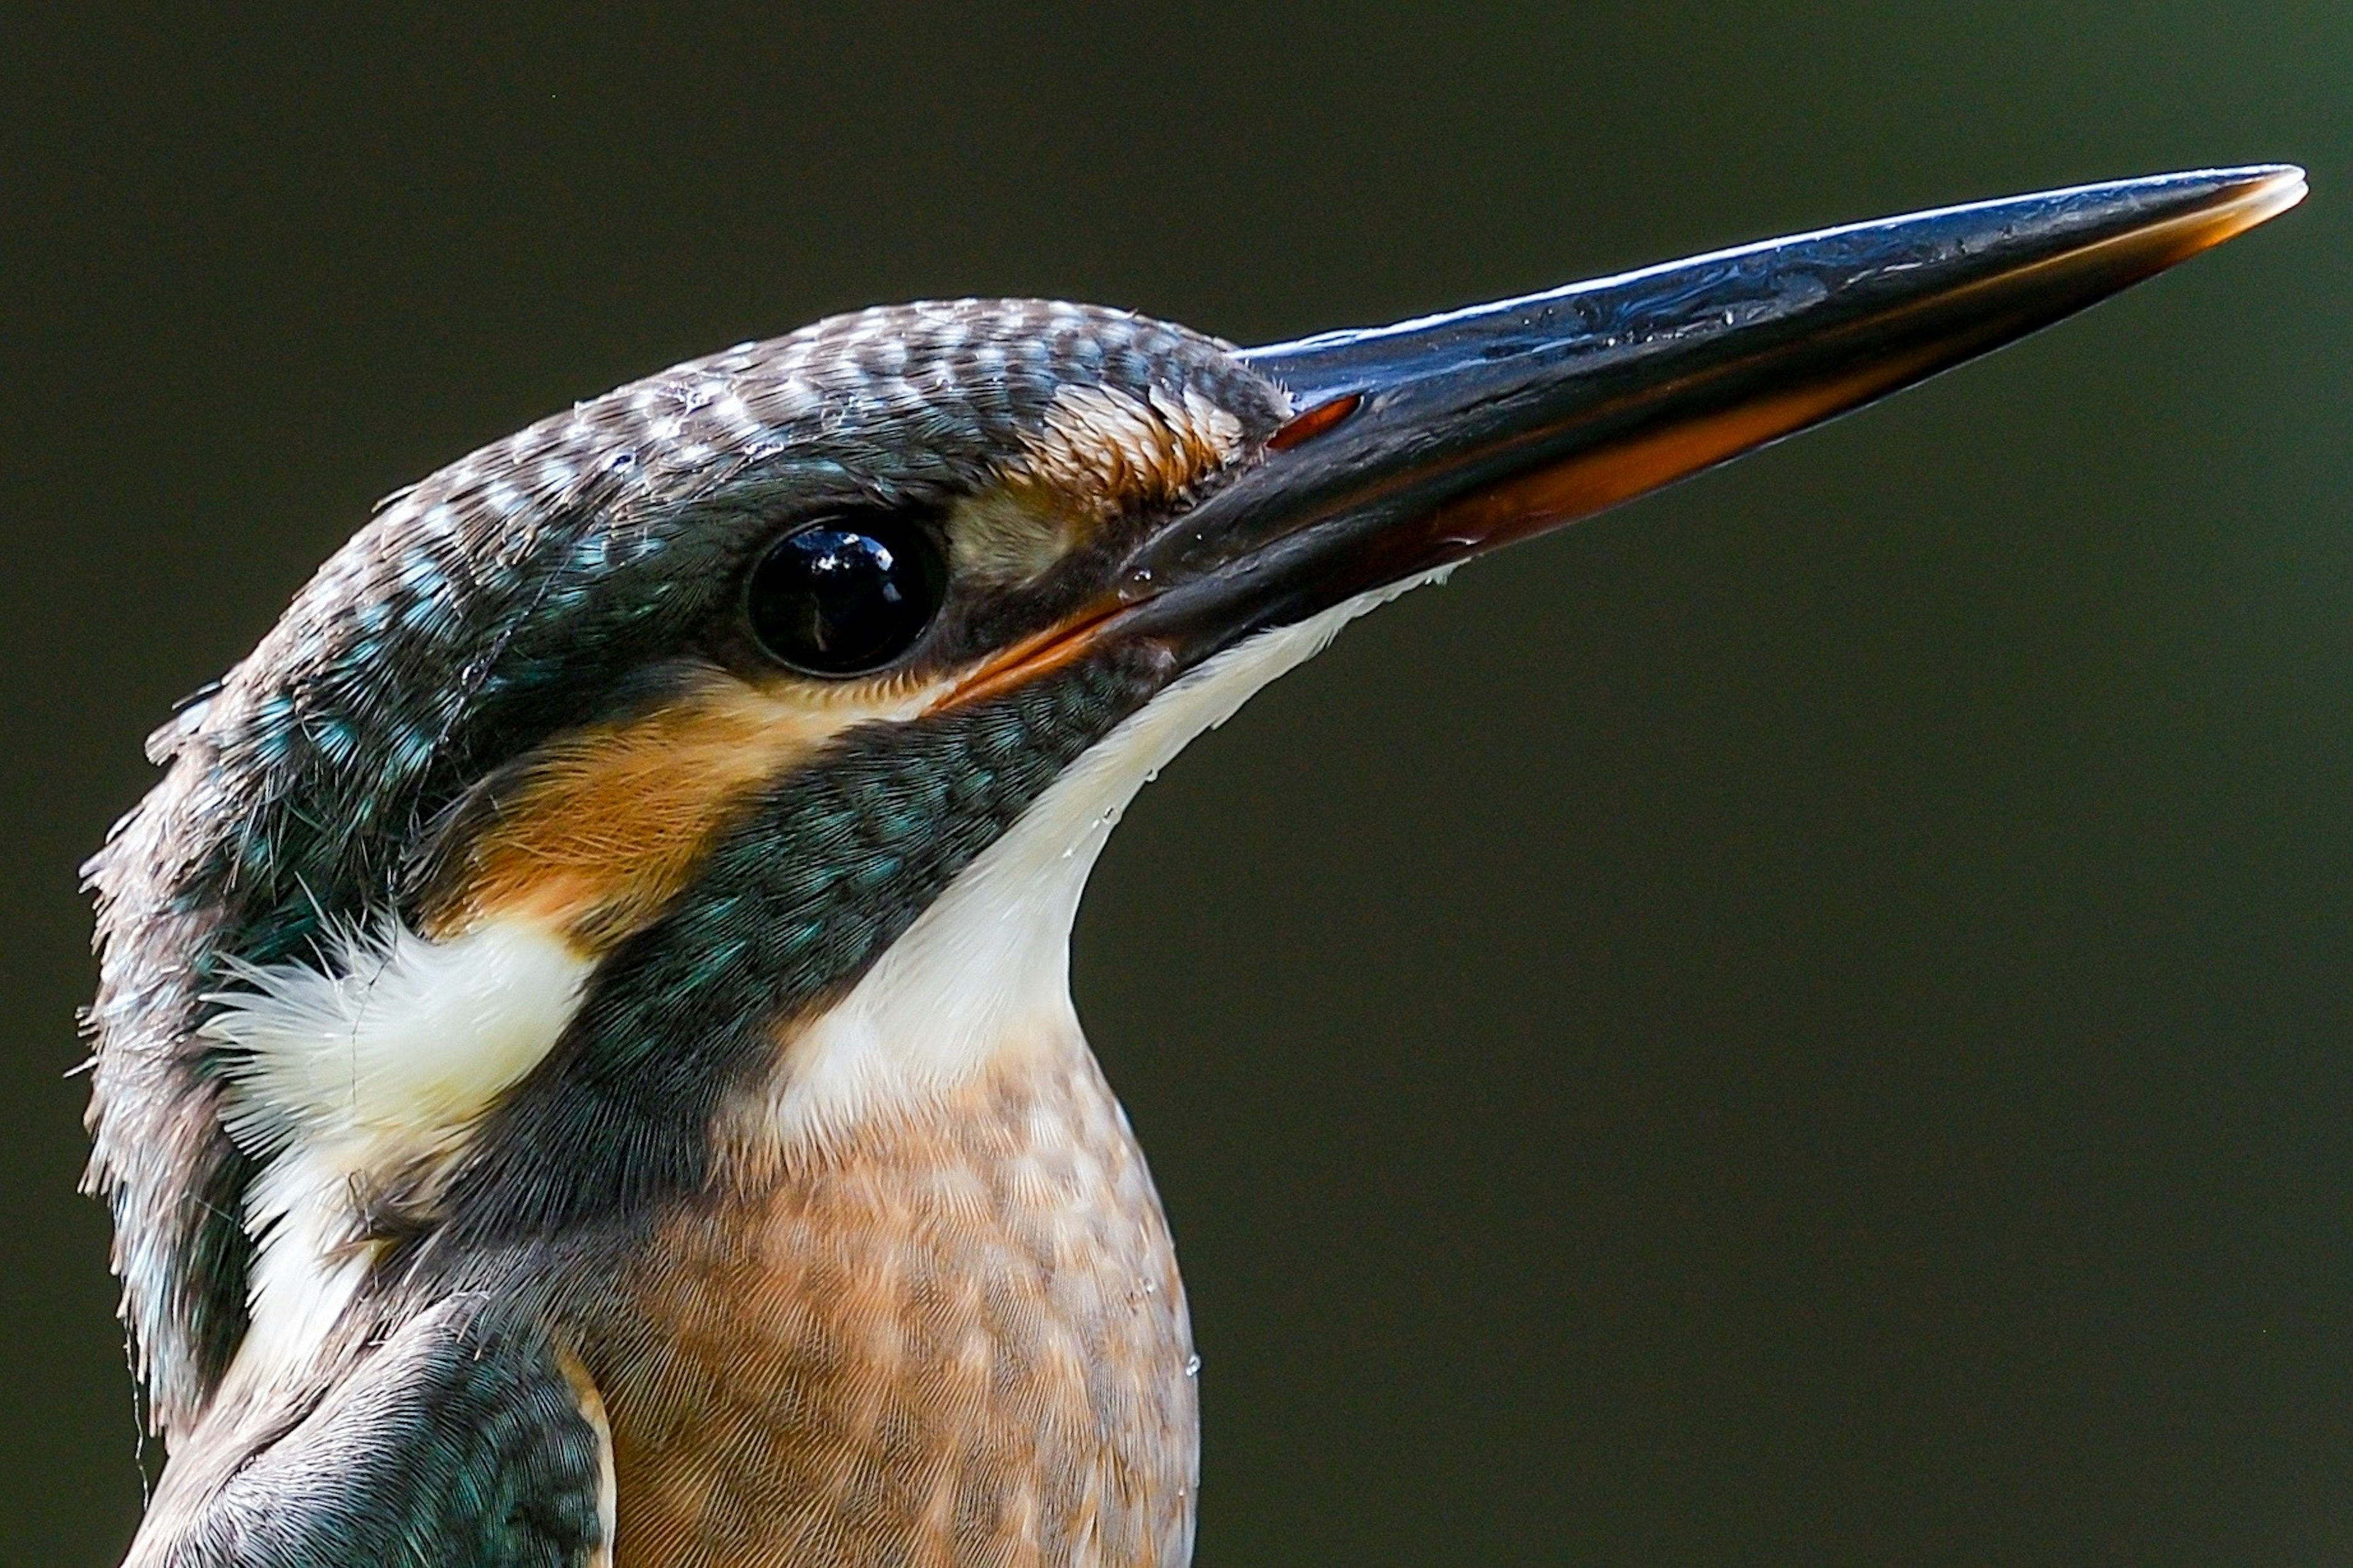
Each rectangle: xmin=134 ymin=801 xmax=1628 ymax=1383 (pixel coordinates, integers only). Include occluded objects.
xmin=4 ymin=4 xmax=2347 ymax=1562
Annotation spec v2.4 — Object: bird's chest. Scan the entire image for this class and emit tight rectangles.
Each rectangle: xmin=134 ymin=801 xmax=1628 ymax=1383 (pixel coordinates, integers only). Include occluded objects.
xmin=588 ymin=1050 xmax=1197 ymax=1568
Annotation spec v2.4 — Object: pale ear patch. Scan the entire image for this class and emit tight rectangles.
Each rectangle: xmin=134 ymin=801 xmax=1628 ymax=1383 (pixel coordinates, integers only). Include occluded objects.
xmin=950 ymin=384 xmax=1253 ymax=583
xmin=426 ymin=668 xmax=949 ymax=948
xmin=205 ymin=914 xmax=595 ymax=1401
xmin=207 ymin=916 xmax=593 ymax=1164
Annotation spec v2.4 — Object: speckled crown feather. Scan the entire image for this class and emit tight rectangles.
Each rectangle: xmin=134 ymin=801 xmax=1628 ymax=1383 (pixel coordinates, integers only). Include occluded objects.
xmin=85 ymin=299 xmax=1291 ymax=1435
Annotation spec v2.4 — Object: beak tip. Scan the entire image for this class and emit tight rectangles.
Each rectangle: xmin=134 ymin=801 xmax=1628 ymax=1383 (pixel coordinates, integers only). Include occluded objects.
xmin=2232 ymin=161 xmax=2309 ymax=224
xmin=2135 ymin=162 xmax=2309 ymax=272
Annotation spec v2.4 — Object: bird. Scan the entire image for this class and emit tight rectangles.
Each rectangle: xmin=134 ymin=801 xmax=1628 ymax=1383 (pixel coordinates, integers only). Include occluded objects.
xmin=83 ymin=165 xmax=2300 ymax=1568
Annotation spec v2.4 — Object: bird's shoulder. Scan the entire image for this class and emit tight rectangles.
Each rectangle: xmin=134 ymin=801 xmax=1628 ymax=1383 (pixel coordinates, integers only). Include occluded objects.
xmin=122 ymin=1298 xmax=613 ymax=1568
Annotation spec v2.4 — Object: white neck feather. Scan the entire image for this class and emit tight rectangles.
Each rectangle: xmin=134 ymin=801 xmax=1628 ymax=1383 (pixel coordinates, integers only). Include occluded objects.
xmin=743 ymin=571 xmax=1447 ymax=1149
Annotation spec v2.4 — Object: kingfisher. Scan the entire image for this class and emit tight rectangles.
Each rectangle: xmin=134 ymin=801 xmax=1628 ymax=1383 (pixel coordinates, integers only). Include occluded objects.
xmin=86 ymin=167 xmax=2300 ymax=1567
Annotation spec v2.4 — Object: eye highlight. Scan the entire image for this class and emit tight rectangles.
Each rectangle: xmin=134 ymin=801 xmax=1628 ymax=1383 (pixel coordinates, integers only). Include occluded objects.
xmin=745 ymin=517 xmax=945 ymax=676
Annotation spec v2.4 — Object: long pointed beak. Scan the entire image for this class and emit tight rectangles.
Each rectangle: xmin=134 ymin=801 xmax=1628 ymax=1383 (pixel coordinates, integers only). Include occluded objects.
xmin=1114 ymin=164 xmax=2304 ymax=664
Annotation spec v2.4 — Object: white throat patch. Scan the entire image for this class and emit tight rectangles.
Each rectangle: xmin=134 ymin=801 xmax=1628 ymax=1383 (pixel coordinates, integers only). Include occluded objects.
xmin=738 ymin=570 xmax=1451 ymax=1152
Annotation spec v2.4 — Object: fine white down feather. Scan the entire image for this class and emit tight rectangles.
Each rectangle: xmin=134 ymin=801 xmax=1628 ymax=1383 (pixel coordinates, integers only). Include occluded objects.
xmin=203 ymin=918 xmax=592 ymax=1401
xmin=209 ymin=918 xmax=593 ymax=1161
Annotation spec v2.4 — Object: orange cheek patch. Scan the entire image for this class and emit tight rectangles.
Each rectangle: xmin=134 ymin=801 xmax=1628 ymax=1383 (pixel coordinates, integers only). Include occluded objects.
xmin=423 ymin=670 xmax=947 ymax=951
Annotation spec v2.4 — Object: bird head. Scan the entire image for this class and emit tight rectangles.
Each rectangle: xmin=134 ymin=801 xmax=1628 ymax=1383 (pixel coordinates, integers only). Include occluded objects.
xmin=85 ymin=167 xmax=2302 ymax=1437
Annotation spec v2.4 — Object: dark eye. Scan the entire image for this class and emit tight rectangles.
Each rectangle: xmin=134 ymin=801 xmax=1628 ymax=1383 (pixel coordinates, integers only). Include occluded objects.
xmin=745 ymin=517 xmax=945 ymax=676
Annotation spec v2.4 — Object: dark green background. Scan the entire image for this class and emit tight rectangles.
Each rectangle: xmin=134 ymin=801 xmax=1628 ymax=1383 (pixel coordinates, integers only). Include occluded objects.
xmin=4 ymin=6 xmax=2346 ymax=1562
